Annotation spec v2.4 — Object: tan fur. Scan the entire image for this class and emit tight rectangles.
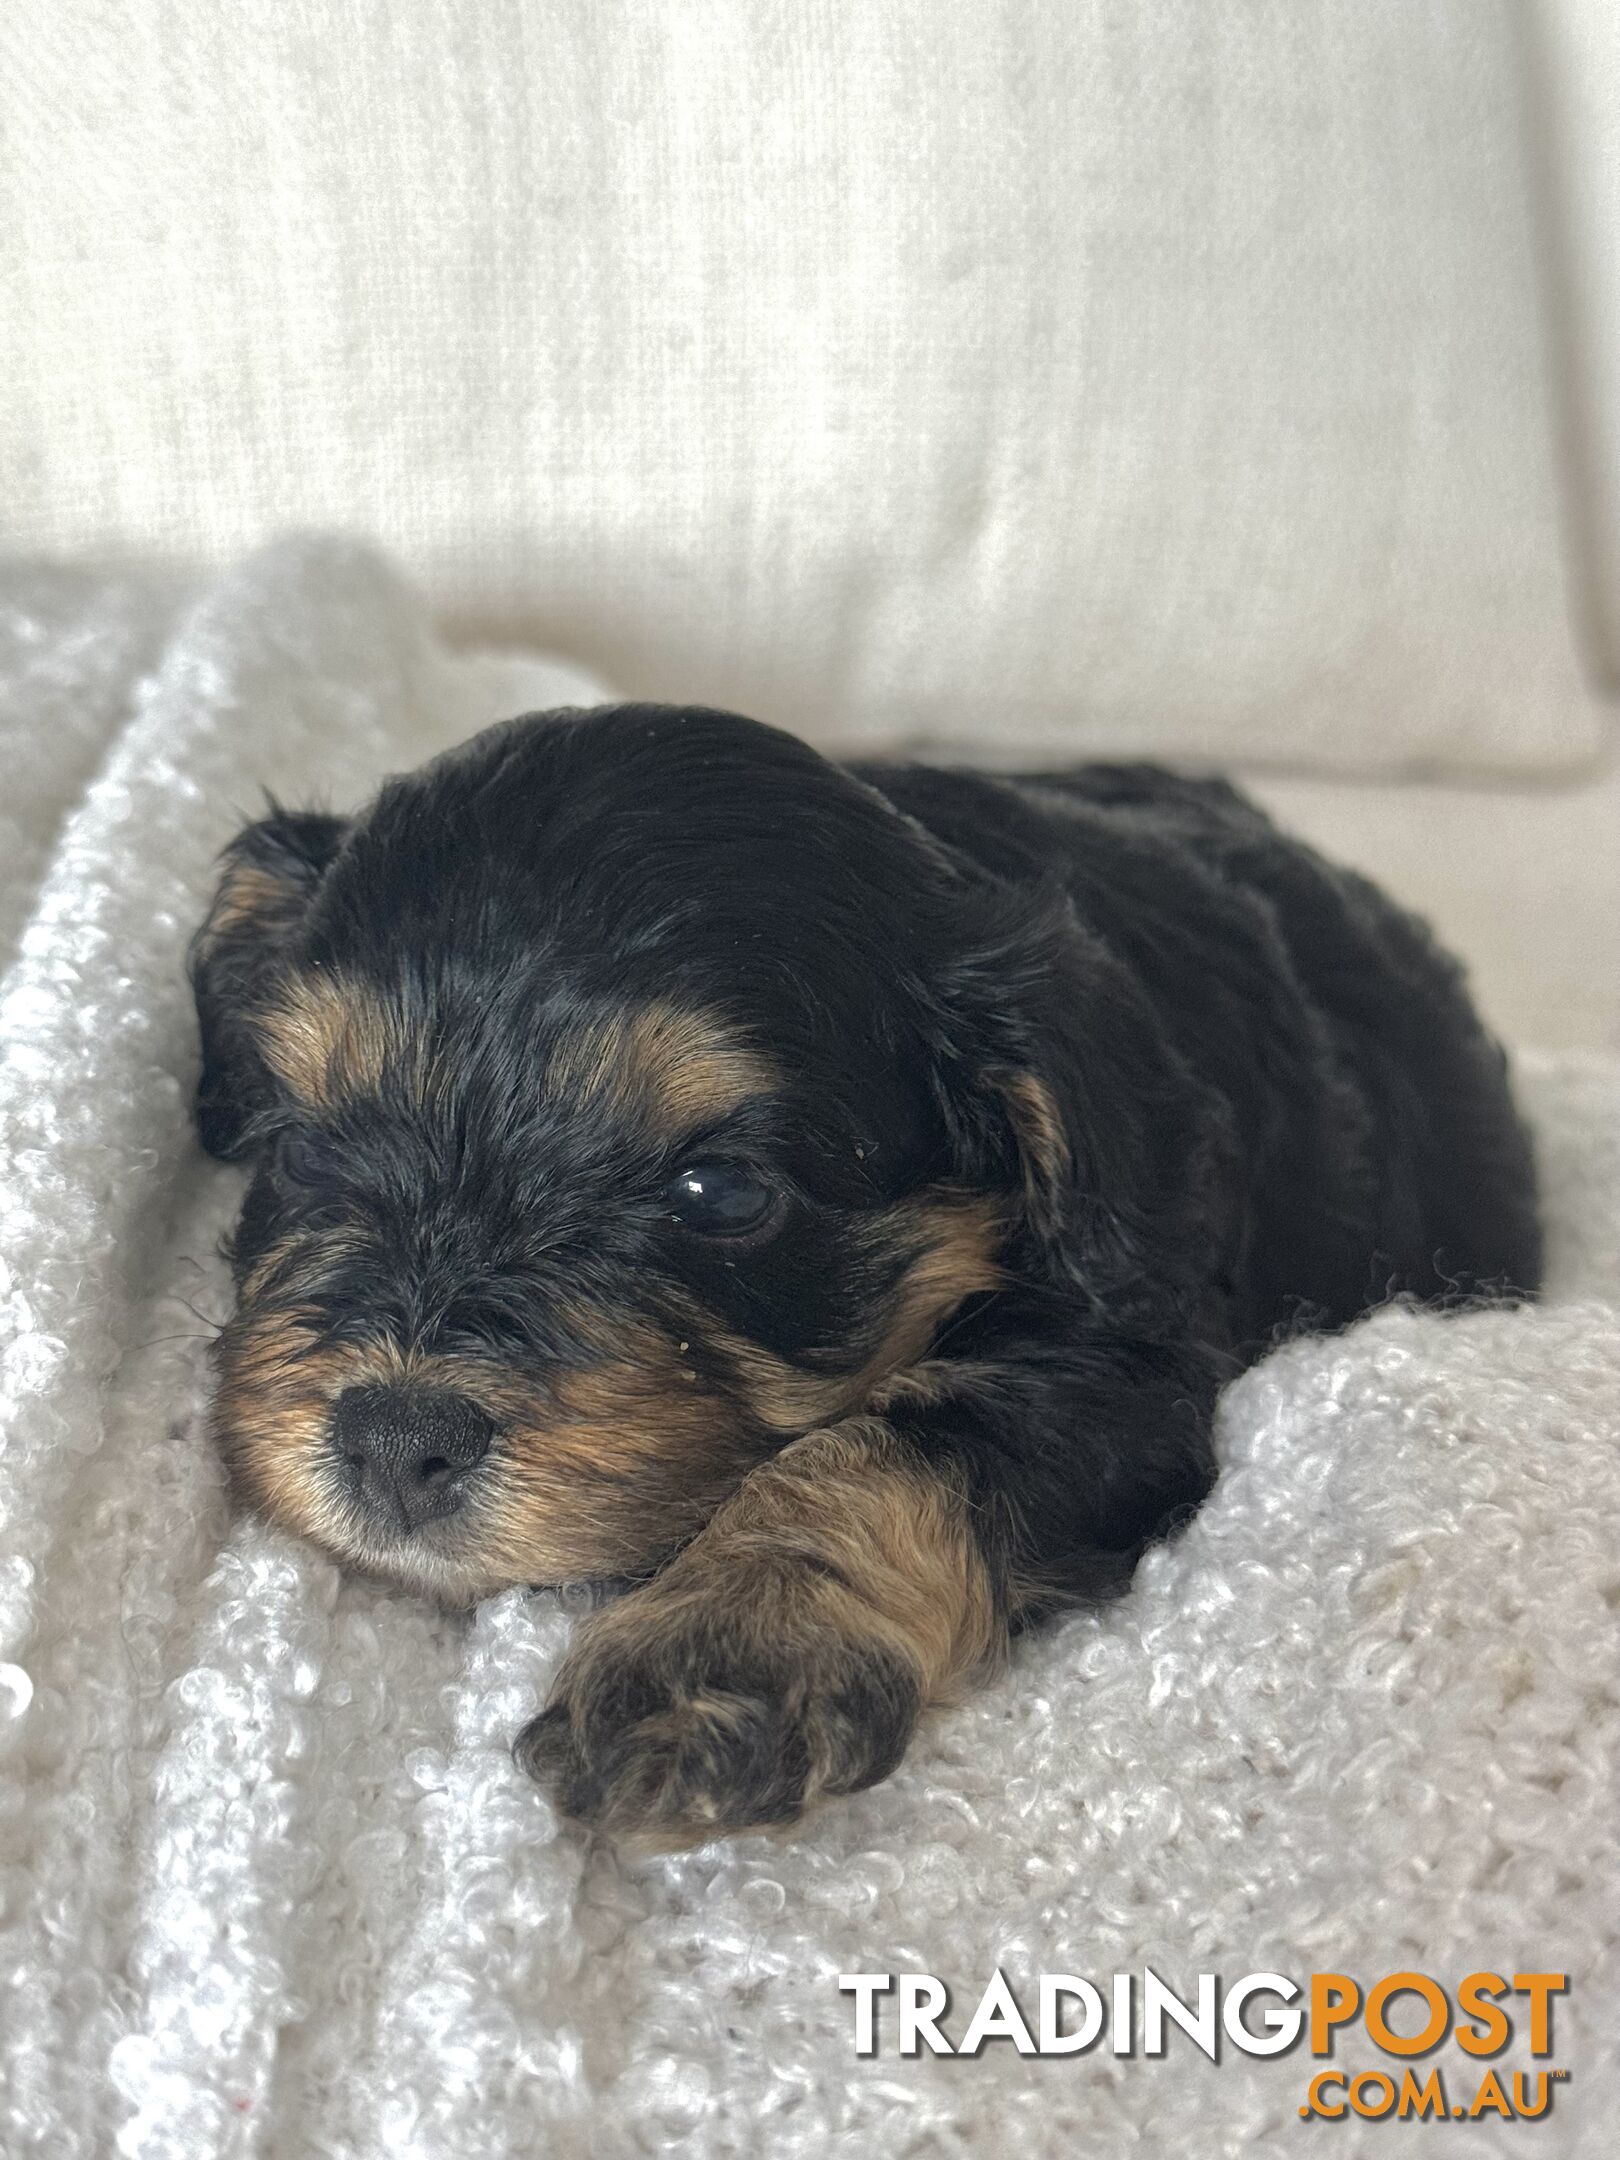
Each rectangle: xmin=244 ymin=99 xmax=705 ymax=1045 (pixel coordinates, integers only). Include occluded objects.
xmin=197 ymin=860 xmax=304 ymax=949
xmin=693 ymin=1417 xmax=1002 ymax=1695
xmin=209 ymin=1310 xmax=355 ymax=1532
xmin=256 ymin=973 xmax=413 ymax=1106
xmin=466 ymin=1331 xmax=768 ymax=1587
xmin=715 ymin=1193 xmax=1005 ymax=1432
xmin=547 ymin=1001 xmax=776 ymax=1135
xmin=213 ymin=1285 xmax=767 ymax=1598
xmin=994 ymin=1065 xmax=1071 ymax=1221
xmin=530 ymin=1416 xmax=1006 ymax=1847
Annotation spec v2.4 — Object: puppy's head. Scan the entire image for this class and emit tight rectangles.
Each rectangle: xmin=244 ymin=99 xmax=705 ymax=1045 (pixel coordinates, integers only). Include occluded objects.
xmin=190 ymin=706 xmax=1111 ymax=1601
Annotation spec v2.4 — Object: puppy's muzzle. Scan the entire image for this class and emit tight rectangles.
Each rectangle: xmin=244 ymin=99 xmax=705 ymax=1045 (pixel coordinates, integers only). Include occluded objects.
xmin=331 ymin=1384 xmax=494 ymax=1535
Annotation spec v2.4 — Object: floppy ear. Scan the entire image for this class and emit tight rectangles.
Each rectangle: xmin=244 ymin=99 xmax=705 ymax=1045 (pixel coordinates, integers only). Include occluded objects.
xmin=189 ymin=807 xmax=349 ymax=1159
xmin=924 ymin=882 xmax=1212 ymax=1312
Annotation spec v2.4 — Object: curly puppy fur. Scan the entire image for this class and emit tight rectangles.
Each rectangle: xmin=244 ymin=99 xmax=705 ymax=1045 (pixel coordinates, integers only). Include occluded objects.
xmin=190 ymin=706 xmax=1541 ymax=1847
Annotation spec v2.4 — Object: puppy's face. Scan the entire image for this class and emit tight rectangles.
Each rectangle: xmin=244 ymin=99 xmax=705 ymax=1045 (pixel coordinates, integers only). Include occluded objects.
xmin=192 ymin=708 xmax=1029 ymax=1603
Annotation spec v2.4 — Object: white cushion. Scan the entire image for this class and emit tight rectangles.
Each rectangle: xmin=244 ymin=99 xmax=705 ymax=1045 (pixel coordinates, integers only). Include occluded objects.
xmin=0 ymin=0 xmax=1606 ymax=775
xmin=1248 ymin=766 xmax=1620 ymax=1056
xmin=1531 ymin=1 xmax=1620 ymax=689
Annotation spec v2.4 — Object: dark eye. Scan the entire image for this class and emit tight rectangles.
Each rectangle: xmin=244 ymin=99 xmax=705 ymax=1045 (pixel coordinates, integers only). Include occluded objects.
xmin=275 ymin=1125 xmax=340 ymax=1191
xmin=664 ymin=1162 xmax=777 ymax=1237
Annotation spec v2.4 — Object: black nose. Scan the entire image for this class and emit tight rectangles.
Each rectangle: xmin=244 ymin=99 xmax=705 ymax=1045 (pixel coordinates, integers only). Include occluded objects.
xmin=331 ymin=1386 xmax=494 ymax=1533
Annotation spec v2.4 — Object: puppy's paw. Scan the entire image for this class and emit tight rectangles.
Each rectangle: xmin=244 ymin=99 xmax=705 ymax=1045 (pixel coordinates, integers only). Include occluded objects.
xmin=516 ymin=1584 xmax=921 ymax=1849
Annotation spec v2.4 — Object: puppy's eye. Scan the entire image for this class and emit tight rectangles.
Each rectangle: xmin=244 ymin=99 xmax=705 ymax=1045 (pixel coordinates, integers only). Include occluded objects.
xmin=664 ymin=1162 xmax=777 ymax=1237
xmin=275 ymin=1126 xmax=340 ymax=1190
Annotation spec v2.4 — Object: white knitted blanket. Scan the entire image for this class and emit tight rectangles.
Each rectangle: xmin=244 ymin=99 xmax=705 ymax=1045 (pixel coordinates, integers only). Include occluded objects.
xmin=1 ymin=540 xmax=1616 ymax=2158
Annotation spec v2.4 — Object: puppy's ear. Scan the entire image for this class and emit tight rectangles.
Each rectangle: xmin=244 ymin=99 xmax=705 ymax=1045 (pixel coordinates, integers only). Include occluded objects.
xmin=189 ymin=807 xmax=349 ymax=1159
xmin=925 ymin=883 xmax=1208 ymax=1309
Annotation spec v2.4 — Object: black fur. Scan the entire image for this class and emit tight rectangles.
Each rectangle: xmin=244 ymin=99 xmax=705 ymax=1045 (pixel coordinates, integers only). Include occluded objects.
xmin=845 ymin=753 xmax=1542 ymax=1609
xmin=192 ymin=705 xmax=1541 ymax=1837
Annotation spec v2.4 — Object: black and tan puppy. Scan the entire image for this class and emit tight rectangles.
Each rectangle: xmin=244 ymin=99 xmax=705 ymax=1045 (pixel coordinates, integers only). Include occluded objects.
xmin=190 ymin=705 xmax=1541 ymax=1846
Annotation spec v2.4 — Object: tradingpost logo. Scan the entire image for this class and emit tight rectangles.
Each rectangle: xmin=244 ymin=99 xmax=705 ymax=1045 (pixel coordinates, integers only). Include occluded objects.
xmin=839 ymin=1968 xmax=1569 ymax=2123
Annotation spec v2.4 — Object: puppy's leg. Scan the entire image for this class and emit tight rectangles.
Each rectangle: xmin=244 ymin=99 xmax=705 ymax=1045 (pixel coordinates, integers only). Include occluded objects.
xmin=519 ymin=1417 xmax=999 ymax=1848
xmin=523 ymin=1318 xmax=1223 ymax=1846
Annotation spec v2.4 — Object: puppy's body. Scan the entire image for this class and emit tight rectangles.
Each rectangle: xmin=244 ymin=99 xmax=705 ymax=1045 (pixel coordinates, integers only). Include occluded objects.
xmin=859 ymin=756 xmax=1541 ymax=1346
xmin=191 ymin=707 xmax=1539 ymax=1844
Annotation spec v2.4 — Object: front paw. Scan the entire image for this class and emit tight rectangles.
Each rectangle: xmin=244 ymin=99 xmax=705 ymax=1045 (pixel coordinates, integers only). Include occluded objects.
xmin=516 ymin=1585 xmax=921 ymax=1848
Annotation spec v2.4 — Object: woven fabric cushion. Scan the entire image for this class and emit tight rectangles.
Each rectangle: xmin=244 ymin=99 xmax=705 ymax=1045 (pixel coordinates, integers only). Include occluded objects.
xmin=0 ymin=0 xmax=1605 ymax=775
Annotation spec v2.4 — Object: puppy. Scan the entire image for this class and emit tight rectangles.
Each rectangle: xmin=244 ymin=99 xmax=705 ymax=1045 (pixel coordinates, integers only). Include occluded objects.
xmin=191 ymin=705 xmax=1541 ymax=1847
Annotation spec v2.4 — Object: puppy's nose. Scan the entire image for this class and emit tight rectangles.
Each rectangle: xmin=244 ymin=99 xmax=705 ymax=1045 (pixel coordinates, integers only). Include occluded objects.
xmin=332 ymin=1385 xmax=494 ymax=1532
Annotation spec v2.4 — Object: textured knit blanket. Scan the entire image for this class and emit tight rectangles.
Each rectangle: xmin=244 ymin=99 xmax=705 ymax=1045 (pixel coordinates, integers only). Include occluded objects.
xmin=1 ymin=540 xmax=1616 ymax=2159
